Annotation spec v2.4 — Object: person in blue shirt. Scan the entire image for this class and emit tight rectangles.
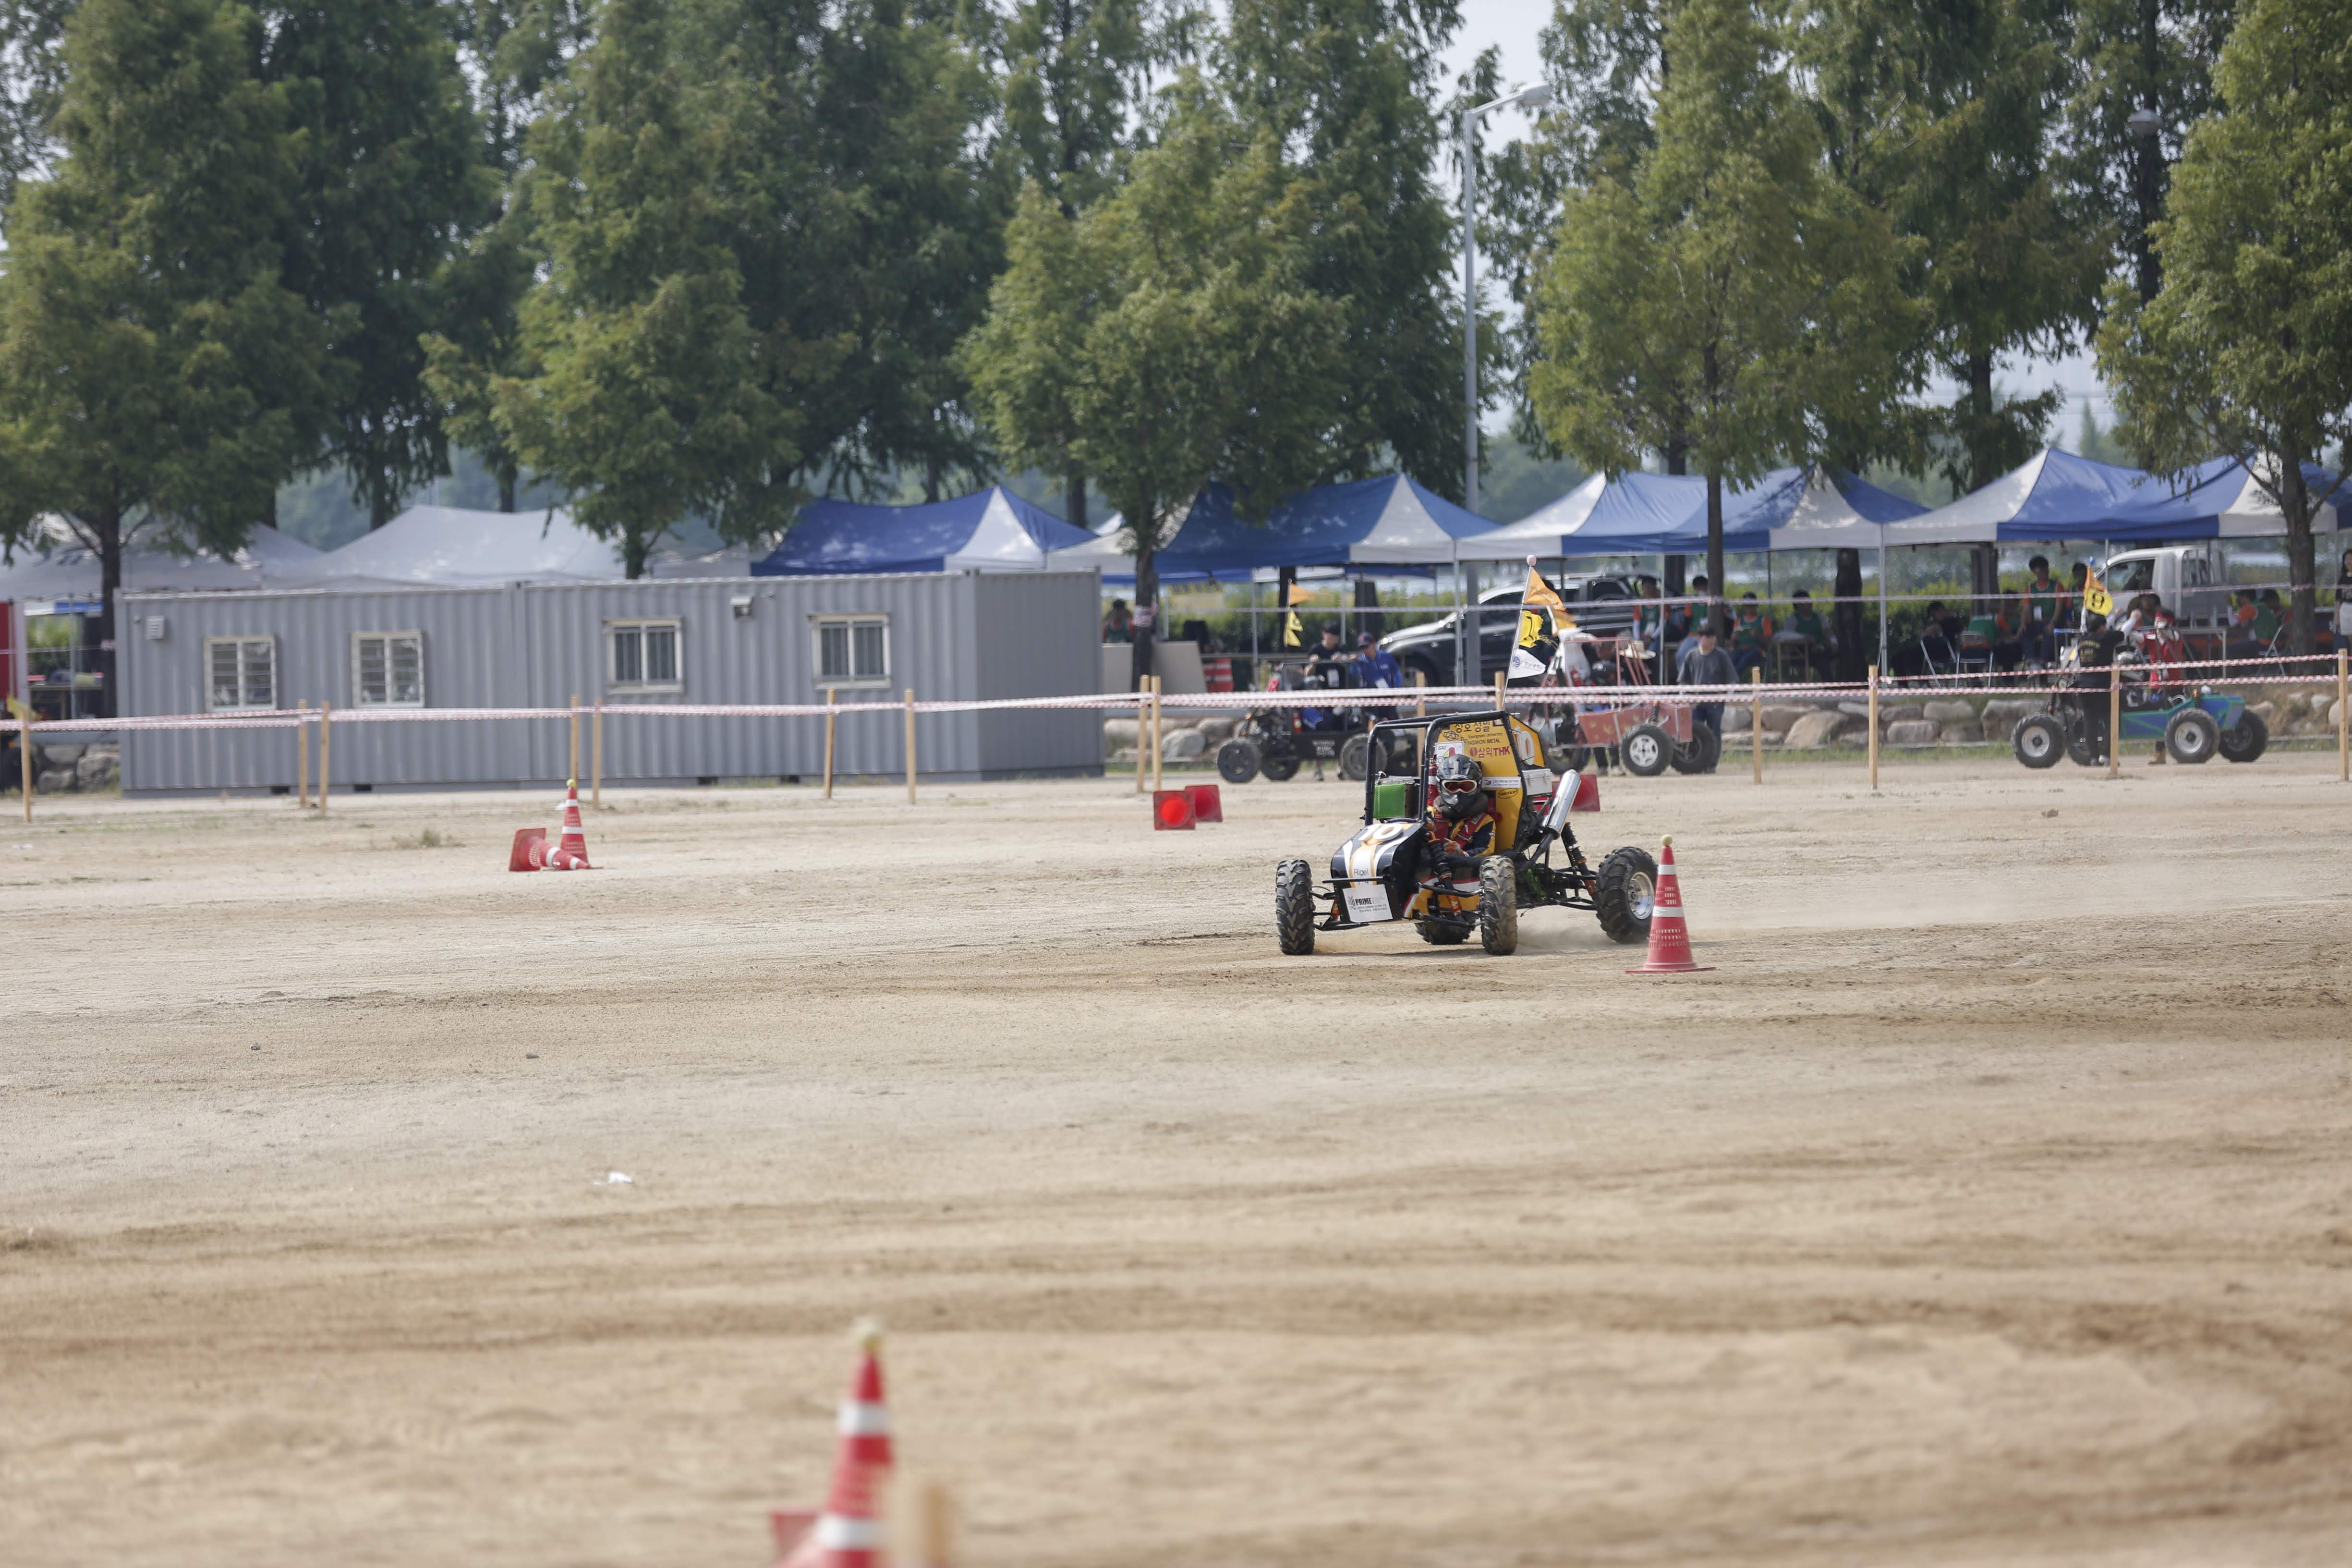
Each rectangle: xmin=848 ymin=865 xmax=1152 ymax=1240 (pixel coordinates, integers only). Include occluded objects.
xmin=1356 ymin=631 xmax=1404 ymax=688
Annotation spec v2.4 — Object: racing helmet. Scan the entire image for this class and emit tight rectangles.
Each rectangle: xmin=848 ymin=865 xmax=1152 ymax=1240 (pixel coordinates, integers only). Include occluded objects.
xmin=1434 ymin=751 xmax=1484 ymax=817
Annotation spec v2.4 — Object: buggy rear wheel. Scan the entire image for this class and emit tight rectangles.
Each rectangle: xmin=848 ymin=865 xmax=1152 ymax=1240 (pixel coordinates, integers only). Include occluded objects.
xmin=1593 ymin=846 xmax=1658 ymax=945
xmin=1478 ymin=857 xmax=1518 ymax=955
xmin=1259 ymin=740 xmax=1302 ymax=782
xmin=1216 ymin=738 xmax=1261 ymax=784
xmin=1338 ymin=733 xmax=1371 ymax=781
xmin=2165 ymin=707 xmax=2219 ymax=764
xmin=1620 ymin=722 xmax=1672 ymax=777
xmin=1669 ymin=720 xmax=1721 ymax=775
xmin=2219 ymin=709 xmax=2267 ymax=763
xmin=2011 ymin=712 xmax=2063 ymax=768
xmin=1275 ymin=858 xmax=1315 ymax=955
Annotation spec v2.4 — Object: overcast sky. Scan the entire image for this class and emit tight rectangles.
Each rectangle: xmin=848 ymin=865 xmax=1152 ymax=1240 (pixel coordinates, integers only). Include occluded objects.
xmin=1432 ymin=0 xmax=2113 ymax=448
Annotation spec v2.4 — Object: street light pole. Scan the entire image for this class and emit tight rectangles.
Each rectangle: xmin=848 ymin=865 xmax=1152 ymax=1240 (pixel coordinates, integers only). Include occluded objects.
xmin=1458 ymin=81 xmax=1550 ymax=688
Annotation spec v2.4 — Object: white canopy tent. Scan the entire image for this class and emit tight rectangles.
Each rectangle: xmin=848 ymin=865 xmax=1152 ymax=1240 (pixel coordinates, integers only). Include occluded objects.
xmin=0 ymin=519 xmax=322 ymax=607
xmin=1453 ymin=474 xmax=1607 ymax=561
xmin=278 ymin=505 xmax=623 ymax=588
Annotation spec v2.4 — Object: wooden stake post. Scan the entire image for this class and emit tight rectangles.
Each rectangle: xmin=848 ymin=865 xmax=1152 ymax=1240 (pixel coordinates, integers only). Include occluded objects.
xmin=1133 ymin=674 xmax=1149 ymax=794
xmin=569 ymin=694 xmax=581 ymax=784
xmin=592 ymin=703 xmax=604 ymax=808
xmin=903 ymin=687 xmax=917 ymax=804
xmin=1493 ymin=671 xmax=1506 ymax=712
xmin=1413 ymin=668 xmax=1426 ymax=717
xmin=2338 ymin=649 xmax=2348 ymax=783
xmin=1153 ymin=675 xmax=1166 ymax=793
xmin=1750 ymin=667 xmax=1763 ymax=783
xmin=296 ymin=702 xmax=309 ymax=806
xmin=318 ymin=702 xmax=332 ymax=809
xmin=823 ymin=688 xmax=837 ymax=799
xmin=1866 ymin=666 xmax=1879 ymax=790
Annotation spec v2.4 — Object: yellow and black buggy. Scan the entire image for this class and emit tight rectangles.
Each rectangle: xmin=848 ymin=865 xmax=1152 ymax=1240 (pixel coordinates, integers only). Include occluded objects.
xmin=1274 ymin=708 xmax=1660 ymax=956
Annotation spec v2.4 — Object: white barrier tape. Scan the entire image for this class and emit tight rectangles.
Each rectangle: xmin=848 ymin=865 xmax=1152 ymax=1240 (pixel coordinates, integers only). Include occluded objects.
xmin=4 ymin=656 xmax=2338 ymax=735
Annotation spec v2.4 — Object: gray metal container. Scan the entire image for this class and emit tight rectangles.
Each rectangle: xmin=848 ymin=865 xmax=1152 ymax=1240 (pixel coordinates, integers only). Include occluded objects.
xmin=118 ymin=572 xmax=1103 ymax=794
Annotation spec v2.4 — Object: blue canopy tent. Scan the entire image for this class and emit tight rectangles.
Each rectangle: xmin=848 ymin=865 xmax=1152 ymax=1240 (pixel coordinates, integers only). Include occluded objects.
xmin=1879 ymin=449 xmax=2149 ymax=546
xmin=1046 ymin=474 xmax=1497 ymax=582
xmin=2091 ymin=456 xmax=2345 ymax=540
xmin=752 ymin=486 xmax=1093 ymax=575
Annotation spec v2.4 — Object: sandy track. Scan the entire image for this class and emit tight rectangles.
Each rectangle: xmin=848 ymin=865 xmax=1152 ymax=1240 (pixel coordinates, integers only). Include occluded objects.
xmin=5 ymin=754 xmax=2352 ymax=1565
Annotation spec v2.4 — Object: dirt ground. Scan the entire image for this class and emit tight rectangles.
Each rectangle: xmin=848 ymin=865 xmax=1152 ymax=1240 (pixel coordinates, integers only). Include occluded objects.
xmin=5 ymin=747 xmax=2352 ymax=1567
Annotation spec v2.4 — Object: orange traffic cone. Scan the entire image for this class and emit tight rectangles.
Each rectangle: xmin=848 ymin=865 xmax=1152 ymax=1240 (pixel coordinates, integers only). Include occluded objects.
xmin=507 ymin=827 xmax=548 ymax=872
xmin=547 ymin=779 xmax=594 ymax=869
xmin=1627 ymin=836 xmax=1711 ymax=974
xmin=775 ymin=1321 xmax=895 ymax=1568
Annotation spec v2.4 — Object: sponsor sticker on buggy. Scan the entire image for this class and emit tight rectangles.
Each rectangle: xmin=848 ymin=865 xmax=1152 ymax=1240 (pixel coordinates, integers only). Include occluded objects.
xmin=1341 ymin=882 xmax=1396 ymax=924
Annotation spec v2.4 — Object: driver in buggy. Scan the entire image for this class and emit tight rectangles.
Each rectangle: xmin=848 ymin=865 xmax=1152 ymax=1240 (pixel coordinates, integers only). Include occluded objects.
xmin=1423 ymin=751 xmax=1498 ymax=888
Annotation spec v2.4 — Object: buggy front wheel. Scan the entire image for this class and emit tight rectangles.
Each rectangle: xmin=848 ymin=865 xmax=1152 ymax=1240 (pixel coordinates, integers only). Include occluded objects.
xmin=1338 ymin=733 xmax=1371 ymax=781
xmin=2011 ymin=712 xmax=2063 ymax=768
xmin=1216 ymin=738 xmax=1261 ymax=784
xmin=1478 ymin=857 xmax=1518 ymax=955
xmin=2165 ymin=707 xmax=2219 ymax=764
xmin=1275 ymin=858 xmax=1315 ymax=955
xmin=1620 ymin=722 xmax=1672 ymax=777
xmin=1593 ymin=846 xmax=1658 ymax=945
xmin=1669 ymin=720 xmax=1722 ymax=775
xmin=1259 ymin=741 xmax=1302 ymax=782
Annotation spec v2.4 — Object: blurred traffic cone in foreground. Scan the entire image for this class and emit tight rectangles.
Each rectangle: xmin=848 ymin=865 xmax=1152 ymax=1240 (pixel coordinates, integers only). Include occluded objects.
xmin=547 ymin=779 xmax=594 ymax=869
xmin=776 ymin=1320 xmax=894 ymax=1568
xmin=1627 ymin=836 xmax=1711 ymax=974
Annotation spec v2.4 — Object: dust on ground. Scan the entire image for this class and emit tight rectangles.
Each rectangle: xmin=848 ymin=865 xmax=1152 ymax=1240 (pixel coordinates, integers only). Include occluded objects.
xmin=5 ymin=752 xmax=2352 ymax=1566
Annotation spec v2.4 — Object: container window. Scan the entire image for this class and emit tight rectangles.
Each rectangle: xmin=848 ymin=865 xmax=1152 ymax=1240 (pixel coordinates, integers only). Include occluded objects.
xmin=205 ymin=636 xmax=276 ymax=711
xmin=812 ymin=615 xmax=890 ymax=687
xmin=352 ymin=632 xmax=425 ymax=707
xmin=607 ymin=619 xmax=684 ymax=693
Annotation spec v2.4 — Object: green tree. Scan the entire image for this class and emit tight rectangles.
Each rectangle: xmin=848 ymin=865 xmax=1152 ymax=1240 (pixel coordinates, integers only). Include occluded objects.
xmin=493 ymin=0 xmax=795 ymax=575
xmin=1221 ymin=0 xmax=1470 ymax=496
xmin=2065 ymin=0 xmax=2235 ymax=304
xmin=1799 ymin=0 xmax=2107 ymax=498
xmin=0 ymin=0 xmax=73 ymax=209
xmin=1529 ymin=0 xmax=1912 ymax=633
xmin=0 ymin=0 xmax=329 ymax=713
xmin=261 ymin=2 xmax=500 ymax=529
xmin=999 ymin=0 xmax=1154 ymax=525
xmin=427 ymin=2 xmax=594 ymax=513
xmin=965 ymin=81 xmax=1345 ymax=681
xmin=2095 ymin=0 xmax=2352 ymax=655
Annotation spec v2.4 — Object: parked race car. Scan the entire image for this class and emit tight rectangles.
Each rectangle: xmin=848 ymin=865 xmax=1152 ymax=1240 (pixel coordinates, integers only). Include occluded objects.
xmin=2009 ymin=629 xmax=2268 ymax=768
xmin=1544 ymin=636 xmax=1720 ymax=777
xmin=1273 ymin=708 xmax=1659 ymax=956
xmin=1217 ymin=656 xmax=1389 ymax=783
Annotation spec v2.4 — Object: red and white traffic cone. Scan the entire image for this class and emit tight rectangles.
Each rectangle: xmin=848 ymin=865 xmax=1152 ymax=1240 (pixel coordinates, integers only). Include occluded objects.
xmin=776 ymin=1321 xmax=895 ymax=1568
xmin=1627 ymin=836 xmax=1711 ymax=974
xmin=546 ymin=779 xmax=593 ymax=870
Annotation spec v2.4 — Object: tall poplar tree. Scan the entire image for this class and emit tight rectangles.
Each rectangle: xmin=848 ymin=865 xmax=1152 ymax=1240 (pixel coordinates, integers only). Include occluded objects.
xmin=1000 ymin=0 xmax=1153 ymax=525
xmin=1530 ymin=0 xmax=1911 ymax=633
xmin=260 ymin=2 xmax=498 ymax=529
xmin=965 ymin=81 xmax=1346 ymax=681
xmin=494 ymin=0 xmax=795 ymax=574
xmin=0 ymin=0 xmax=329 ymax=713
xmin=2096 ymin=0 xmax=2352 ymax=655
xmin=1221 ymin=0 xmax=1468 ymax=495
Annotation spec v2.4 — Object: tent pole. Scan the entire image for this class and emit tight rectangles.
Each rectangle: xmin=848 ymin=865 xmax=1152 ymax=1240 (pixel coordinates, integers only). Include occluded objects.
xmin=1878 ymin=541 xmax=1890 ymax=676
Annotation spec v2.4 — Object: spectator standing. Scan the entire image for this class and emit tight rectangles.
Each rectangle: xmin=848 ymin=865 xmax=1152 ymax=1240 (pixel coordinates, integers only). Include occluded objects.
xmin=1677 ymin=626 xmax=1737 ymax=738
xmin=1992 ymin=593 xmax=2026 ymax=671
xmin=1103 ymin=598 xmax=1133 ymax=643
xmin=2023 ymin=557 xmax=2062 ymax=665
xmin=2252 ymin=589 xmax=2283 ymax=648
xmin=1356 ymin=631 xmax=1403 ymax=688
xmin=1675 ymin=574 xmax=1714 ymax=665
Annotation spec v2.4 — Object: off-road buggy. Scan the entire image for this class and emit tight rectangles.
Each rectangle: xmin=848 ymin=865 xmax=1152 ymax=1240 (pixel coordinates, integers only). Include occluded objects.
xmin=1217 ymin=657 xmax=1384 ymax=783
xmin=2009 ymin=631 xmax=2267 ymax=768
xmin=1273 ymin=709 xmax=1659 ymax=956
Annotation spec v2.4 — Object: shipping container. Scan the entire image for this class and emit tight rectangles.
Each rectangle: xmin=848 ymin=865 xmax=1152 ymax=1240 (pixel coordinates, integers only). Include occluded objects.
xmin=118 ymin=573 xmax=1103 ymax=794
